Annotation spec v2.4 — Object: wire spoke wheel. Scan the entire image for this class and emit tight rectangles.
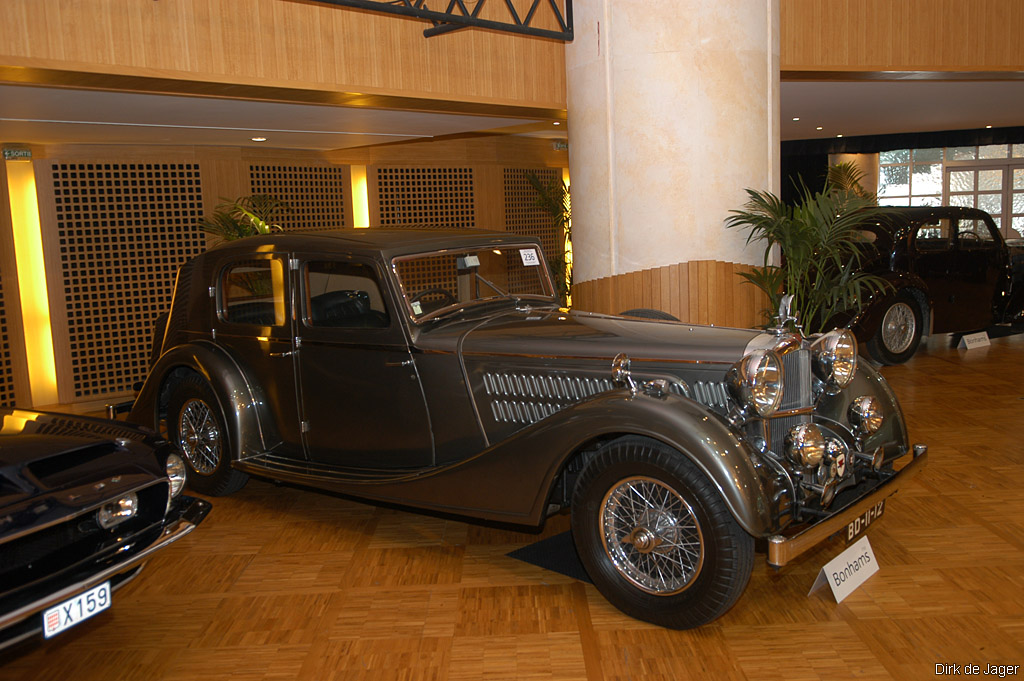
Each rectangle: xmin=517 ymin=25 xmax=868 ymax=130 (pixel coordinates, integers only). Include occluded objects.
xmin=600 ymin=476 xmax=704 ymax=595
xmin=572 ymin=437 xmax=754 ymax=629
xmin=881 ymin=301 xmax=917 ymax=354
xmin=177 ymin=398 xmax=221 ymax=475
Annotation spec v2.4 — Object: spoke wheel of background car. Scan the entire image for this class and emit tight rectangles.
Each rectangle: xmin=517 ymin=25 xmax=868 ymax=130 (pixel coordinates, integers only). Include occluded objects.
xmin=618 ymin=308 xmax=680 ymax=321
xmin=572 ymin=436 xmax=753 ymax=629
xmin=167 ymin=375 xmax=249 ymax=496
xmin=868 ymin=292 xmax=923 ymax=365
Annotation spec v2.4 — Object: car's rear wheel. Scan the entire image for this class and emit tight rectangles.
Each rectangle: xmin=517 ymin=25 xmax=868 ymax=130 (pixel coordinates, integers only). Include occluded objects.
xmin=571 ymin=436 xmax=753 ymax=629
xmin=868 ymin=291 xmax=922 ymax=365
xmin=167 ymin=375 xmax=249 ymax=496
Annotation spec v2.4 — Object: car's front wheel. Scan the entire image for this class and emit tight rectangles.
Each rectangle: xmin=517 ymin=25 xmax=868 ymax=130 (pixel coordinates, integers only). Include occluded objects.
xmin=571 ymin=436 xmax=753 ymax=629
xmin=167 ymin=375 xmax=249 ymax=496
xmin=868 ymin=291 xmax=923 ymax=365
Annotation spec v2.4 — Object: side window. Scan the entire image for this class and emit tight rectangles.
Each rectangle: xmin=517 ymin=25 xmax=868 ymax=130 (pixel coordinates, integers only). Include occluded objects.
xmin=957 ymin=218 xmax=996 ymax=249
xmin=220 ymin=258 xmax=287 ymax=326
xmin=304 ymin=261 xmax=390 ymax=329
xmin=913 ymin=219 xmax=952 ymax=251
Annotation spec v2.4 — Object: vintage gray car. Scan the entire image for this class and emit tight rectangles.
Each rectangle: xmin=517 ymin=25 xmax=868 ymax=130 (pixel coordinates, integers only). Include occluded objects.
xmin=129 ymin=229 xmax=926 ymax=628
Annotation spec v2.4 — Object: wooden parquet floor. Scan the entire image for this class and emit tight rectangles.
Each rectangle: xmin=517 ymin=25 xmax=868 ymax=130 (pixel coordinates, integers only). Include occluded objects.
xmin=2 ymin=333 xmax=1023 ymax=680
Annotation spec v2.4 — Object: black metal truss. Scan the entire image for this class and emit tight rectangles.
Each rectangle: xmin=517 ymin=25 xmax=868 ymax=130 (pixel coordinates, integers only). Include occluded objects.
xmin=307 ymin=0 xmax=573 ymax=41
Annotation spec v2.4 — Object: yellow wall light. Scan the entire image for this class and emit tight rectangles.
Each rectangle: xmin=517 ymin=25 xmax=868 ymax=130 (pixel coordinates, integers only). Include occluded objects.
xmin=5 ymin=159 xmax=58 ymax=407
xmin=351 ymin=165 xmax=369 ymax=228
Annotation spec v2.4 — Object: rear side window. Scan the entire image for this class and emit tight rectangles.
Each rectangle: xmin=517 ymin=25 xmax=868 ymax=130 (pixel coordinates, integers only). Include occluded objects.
xmin=913 ymin=219 xmax=952 ymax=251
xmin=220 ymin=258 xmax=287 ymax=326
xmin=304 ymin=261 xmax=390 ymax=329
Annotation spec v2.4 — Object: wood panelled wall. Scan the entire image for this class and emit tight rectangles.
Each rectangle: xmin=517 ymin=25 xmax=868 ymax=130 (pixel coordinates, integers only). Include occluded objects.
xmin=573 ymin=261 xmax=771 ymax=329
xmin=0 ymin=0 xmax=566 ymax=109
xmin=781 ymin=0 xmax=1024 ymax=71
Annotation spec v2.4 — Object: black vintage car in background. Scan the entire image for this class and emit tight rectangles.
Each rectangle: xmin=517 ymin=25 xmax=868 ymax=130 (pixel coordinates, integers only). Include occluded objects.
xmin=846 ymin=206 xmax=1024 ymax=364
xmin=0 ymin=409 xmax=210 ymax=650
xmin=130 ymin=229 xmax=926 ymax=628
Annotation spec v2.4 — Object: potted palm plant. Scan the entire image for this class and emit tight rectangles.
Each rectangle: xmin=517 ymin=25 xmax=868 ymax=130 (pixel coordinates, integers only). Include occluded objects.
xmin=199 ymin=194 xmax=289 ymax=241
xmin=725 ymin=168 xmax=890 ymax=334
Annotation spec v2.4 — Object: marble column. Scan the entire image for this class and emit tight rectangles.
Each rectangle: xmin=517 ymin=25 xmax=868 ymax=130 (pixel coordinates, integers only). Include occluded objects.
xmin=567 ymin=0 xmax=779 ymax=325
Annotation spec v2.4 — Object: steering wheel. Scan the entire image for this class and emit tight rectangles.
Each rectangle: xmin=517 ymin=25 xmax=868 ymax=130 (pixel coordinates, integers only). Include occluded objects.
xmin=410 ymin=287 xmax=457 ymax=307
xmin=959 ymin=230 xmax=980 ymax=241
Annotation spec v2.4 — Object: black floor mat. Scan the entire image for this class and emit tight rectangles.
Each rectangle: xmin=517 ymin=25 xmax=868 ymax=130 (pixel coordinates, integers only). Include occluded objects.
xmin=506 ymin=530 xmax=592 ymax=583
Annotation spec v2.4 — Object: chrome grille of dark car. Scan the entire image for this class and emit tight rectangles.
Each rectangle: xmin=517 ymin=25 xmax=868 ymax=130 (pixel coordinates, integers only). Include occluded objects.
xmin=0 ymin=481 xmax=169 ymax=594
xmin=483 ymin=372 xmax=614 ymax=425
xmin=768 ymin=348 xmax=812 ymax=450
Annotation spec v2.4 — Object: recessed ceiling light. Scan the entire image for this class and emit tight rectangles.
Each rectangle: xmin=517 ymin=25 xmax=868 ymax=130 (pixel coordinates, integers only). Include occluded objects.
xmin=251 ymin=136 xmax=267 ymax=142
xmin=986 ymin=125 xmax=993 ymax=129
xmin=816 ymin=126 xmax=823 ymax=131
xmin=836 ymin=134 xmax=844 ymax=138
xmin=792 ymin=117 xmax=800 ymax=121
xmin=553 ymin=121 xmax=560 ymax=126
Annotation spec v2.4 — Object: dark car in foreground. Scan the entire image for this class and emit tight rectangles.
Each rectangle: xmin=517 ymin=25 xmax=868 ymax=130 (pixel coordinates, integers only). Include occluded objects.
xmin=0 ymin=408 xmax=210 ymax=650
xmin=130 ymin=228 xmax=926 ymax=628
xmin=846 ymin=206 xmax=1024 ymax=364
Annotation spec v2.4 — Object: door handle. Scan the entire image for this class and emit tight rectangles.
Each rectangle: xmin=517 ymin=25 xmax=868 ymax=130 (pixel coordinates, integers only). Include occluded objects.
xmin=385 ymin=359 xmax=413 ymax=367
xmin=269 ymin=350 xmax=296 ymax=358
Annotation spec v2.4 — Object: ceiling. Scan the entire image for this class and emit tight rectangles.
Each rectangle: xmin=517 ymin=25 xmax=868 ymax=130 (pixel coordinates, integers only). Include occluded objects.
xmin=1 ymin=78 xmax=1022 ymax=152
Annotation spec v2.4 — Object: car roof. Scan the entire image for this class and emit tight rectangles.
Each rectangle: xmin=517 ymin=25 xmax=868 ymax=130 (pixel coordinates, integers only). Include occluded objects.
xmin=203 ymin=228 xmax=543 ymax=259
xmin=878 ymin=205 xmax=994 ymax=223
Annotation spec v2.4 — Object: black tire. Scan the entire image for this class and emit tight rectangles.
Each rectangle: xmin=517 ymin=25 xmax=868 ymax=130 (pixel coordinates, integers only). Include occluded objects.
xmin=167 ymin=374 xmax=249 ymax=496
xmin=867 ymin=291 xmax=923 ymax=365
xmin=571 ymin=436 xmax=754 ymax=629
xmin=618 ymin=308 xmax=680 ymax=321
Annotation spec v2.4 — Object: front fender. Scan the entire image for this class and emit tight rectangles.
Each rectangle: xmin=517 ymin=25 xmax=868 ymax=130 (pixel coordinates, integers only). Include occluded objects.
xmin=849 ymin=274 xmax=930 ymax=340
xmin=352 ymin=389 xmax=773 ymax=534
xmin=127 ymin=341 xmax=269 ymax=459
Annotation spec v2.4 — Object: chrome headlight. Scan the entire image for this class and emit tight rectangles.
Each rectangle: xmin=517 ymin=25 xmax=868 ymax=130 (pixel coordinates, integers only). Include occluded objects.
xmin=849 ymin=395 xmax=883 ymax=436
xmin=811 ymin=329 xmax=857 ymax=391
xmin=784 ymin=423 xmax=825 ymax=467
xmin=166 ymin=452 xmax=187 ymax=499
xmin=727 ymin=349 xmax=783 ymax=417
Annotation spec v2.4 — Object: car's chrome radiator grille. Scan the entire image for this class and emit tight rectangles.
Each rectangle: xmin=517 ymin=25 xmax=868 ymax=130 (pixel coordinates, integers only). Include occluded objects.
xmin=769 ymin=349 xmax=812 ymax=449
xmin=483 ymin=372 xmax=614 ymax=425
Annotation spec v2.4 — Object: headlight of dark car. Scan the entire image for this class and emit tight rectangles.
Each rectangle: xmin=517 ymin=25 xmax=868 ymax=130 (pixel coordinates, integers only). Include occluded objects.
xmin=727 ymin=349 xmax=783 ymax=417
xmin=811 ymin=329 xmax=857 ymax=392
xmin=166 ymin=452 xmax=187 ymax=499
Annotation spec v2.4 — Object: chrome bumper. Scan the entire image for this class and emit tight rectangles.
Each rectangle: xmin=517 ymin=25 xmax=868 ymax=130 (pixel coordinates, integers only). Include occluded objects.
xmin=0 ymin=496 xmax=211 ymax=640
xmin=767 ymin=444 xmax=927 ymax=568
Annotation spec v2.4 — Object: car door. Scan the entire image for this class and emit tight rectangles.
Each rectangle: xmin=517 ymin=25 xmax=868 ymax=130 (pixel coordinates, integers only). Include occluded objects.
xmin=953 ymin=214 xmax=1006 ymax=331
xmin=909 ymin=216 xmax=961 ymax=333
xmin=293 ymin=254 xmax=434 ymax=469
xmin=214 ymin=253 xmax=304 ymax=458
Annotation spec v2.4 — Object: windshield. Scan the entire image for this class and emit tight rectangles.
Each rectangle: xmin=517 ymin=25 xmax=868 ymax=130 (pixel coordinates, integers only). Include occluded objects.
xmin=393 ymin=244 xmax=557 ymax=321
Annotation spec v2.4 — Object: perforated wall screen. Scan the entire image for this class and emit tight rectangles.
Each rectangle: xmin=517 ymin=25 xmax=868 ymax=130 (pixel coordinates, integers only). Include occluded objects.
xmin=249 ymin=165 xmax=347 ymax=231
xmin=503 ymin=168 xmax=562 ymax=263
xmin=0 ymin=267 xmax=15 ymax=407
xmin=377 ymin=167 xmax=475 ymax=228
xmin=51 ymin=162 xmax=206 ymax=400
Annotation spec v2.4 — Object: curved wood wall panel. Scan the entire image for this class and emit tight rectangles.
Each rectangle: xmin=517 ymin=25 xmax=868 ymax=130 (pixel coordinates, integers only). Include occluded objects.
xmin=0 ymin=0 xmax=566 ymax=109
xmin=249 ymin=165 xmax=350 ymax=232
xmin=375 ymin=167 xmax=476 ymax=228
xmin=781 ymin=0 xmax=1024 ymax=71
xmin=572 ymin=261 xmax=770 ymax=329
xmin=46 ymin=162 xmax=206 ymax=402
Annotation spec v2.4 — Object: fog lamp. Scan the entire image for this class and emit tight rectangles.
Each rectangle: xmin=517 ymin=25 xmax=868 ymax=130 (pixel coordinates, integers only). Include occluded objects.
xmin=811 ymin=329 xmax=858 ymax=392
xmin=726 ymin=349 xmax=784 ymax=417
xmin=166 ymin=452 xmax=187 ymax=498
xmin=784 ymin=423 xmax=825 ymax=467
xmin=97 ymin=492 xmax=138 ymax=530
xmin=849 ymin=395 xmax=883 ymax=436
